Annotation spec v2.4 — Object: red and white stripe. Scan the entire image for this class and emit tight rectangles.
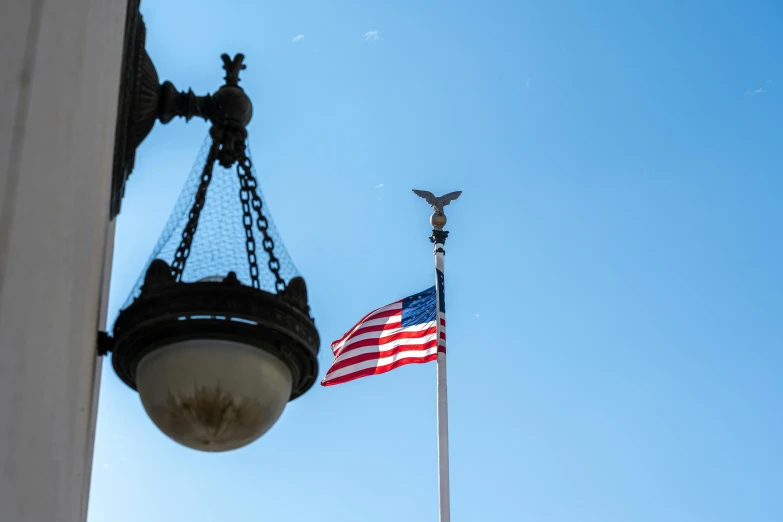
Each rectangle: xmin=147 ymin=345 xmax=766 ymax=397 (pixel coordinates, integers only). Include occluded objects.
xmin=321 ymin=301 xmax=446 ymax=386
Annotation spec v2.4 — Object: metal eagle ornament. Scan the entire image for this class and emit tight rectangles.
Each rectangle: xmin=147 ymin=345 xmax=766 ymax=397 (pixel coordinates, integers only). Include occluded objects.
xmin=413 ymin=189 xmax=462 ymax=229
xmin=413 ymin=190 xmax=462 ymax=251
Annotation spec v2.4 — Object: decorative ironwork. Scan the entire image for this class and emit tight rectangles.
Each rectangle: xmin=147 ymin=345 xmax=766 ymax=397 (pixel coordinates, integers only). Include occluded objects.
xmin=222 ymin=54 xmax=247 ymax=87
xmin=237 ymin=156 xmax=286 ymax=292
xmin=412 ymin=189 xmax=463 ymax=216
xmin=111 ymin=262 xmax=319 ymax=400
xmin=430 ymin=230 xmax=450 ymax=253
xmin=142 ymin=52 xmax=284 ymax=292
xmin=171 ymin=141 xmax=219 ymax=281
xmin=111 ymin=0 xmax=147 ymax=218
xmin=112 ymin=0 xmax=253 ymax=218
xmin=108 ymin=4 xmax=319 ymax=414
xmin=415 ymin=189 xmax=461 ymax=253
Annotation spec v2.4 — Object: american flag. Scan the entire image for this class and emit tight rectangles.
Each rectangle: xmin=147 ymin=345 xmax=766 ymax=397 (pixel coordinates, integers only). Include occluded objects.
xmin=321 ymin=286 xmax=446 ymax=386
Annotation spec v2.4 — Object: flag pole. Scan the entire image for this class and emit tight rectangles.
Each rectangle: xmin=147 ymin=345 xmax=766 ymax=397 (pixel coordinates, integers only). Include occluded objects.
xmin=431 ymin=217 xmax=451 ymax=522
xmin=414 ymin=189 xmax=460 ymax=522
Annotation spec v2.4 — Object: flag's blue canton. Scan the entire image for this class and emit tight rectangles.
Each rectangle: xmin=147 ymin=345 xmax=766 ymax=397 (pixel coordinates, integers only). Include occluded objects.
xmin=401 ymin=286 xmax=437 ymax=327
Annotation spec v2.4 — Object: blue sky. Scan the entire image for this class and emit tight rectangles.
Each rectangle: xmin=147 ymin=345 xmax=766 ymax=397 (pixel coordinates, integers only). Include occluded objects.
xmin=88 ymin=1 xmax=782 ymax=521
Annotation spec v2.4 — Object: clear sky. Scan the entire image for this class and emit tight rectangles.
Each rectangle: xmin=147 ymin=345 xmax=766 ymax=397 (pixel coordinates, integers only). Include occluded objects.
xmin=88 ymin=1 xmax=782 ymax=521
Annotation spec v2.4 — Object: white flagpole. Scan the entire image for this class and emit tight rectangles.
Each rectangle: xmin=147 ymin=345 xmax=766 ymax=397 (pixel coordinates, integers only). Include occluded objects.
xmin=432 ymin=229 xmax=450 ymax=522
xmin=414 ymin=189 xmax=461 ymax=522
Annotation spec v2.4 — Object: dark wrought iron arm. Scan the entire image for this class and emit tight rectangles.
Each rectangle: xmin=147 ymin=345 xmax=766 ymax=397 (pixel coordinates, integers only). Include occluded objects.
xmin=158 ymin=83 xmax=214 ymax=124
xmin=111 ymin=0 xmax=252 ymax=217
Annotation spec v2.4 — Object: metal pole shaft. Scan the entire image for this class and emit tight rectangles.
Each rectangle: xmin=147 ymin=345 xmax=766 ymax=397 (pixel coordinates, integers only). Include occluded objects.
xmin=433 ymin=232 xmax=450 ymax=522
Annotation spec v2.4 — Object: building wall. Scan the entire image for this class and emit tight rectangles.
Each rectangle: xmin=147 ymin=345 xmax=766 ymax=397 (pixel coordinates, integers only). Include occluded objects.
xmin=0 ymin=1 xmax=126 ymax=520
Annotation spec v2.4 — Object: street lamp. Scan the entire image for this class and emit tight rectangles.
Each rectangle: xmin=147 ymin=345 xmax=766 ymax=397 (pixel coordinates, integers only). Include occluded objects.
xmin=102 ymin=2 xmax=319 ymax=453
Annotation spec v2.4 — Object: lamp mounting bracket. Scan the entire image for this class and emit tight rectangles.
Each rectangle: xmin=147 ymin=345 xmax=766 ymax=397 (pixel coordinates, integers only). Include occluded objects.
xmin=111 ymin=0 xmax=253 ymax=218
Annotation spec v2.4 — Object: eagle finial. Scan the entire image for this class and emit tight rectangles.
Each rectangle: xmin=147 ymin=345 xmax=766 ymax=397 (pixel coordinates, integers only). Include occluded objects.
xmin=412 ymin=189 xmax=462 ymax=231
xmin=412 ymin=189 xmax=462 ymax=214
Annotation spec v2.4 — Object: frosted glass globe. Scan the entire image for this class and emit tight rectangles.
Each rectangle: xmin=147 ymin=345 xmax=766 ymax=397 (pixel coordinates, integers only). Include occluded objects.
xmin=136 ymin=339 xmax=292 ymax=452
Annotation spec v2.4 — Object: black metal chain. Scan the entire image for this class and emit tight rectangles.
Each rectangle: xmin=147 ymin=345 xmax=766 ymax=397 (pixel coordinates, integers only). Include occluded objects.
xmin=171 ymin=140 xmax=220 ymax=281
xmin=236 ymin=154 xmax=286 ymax=292
xmin=168 ymin=131 xmax=284 ymax=292
xmin=237 ymin=162 xmax=261 ymax=289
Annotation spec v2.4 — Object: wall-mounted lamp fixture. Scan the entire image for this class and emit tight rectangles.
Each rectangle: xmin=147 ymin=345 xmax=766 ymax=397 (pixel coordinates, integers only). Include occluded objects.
xmin=102 ymin=0 xmax=319 ymax=453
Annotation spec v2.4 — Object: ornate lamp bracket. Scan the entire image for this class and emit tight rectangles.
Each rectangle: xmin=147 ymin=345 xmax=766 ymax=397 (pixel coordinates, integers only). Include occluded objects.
xmin=111 ymin=1 xmax=252 ymax=218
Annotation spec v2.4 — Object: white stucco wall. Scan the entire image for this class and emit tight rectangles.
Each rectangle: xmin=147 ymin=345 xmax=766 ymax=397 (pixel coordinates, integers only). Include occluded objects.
xmin=0 ymin=1 xmax=126 ymax=520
